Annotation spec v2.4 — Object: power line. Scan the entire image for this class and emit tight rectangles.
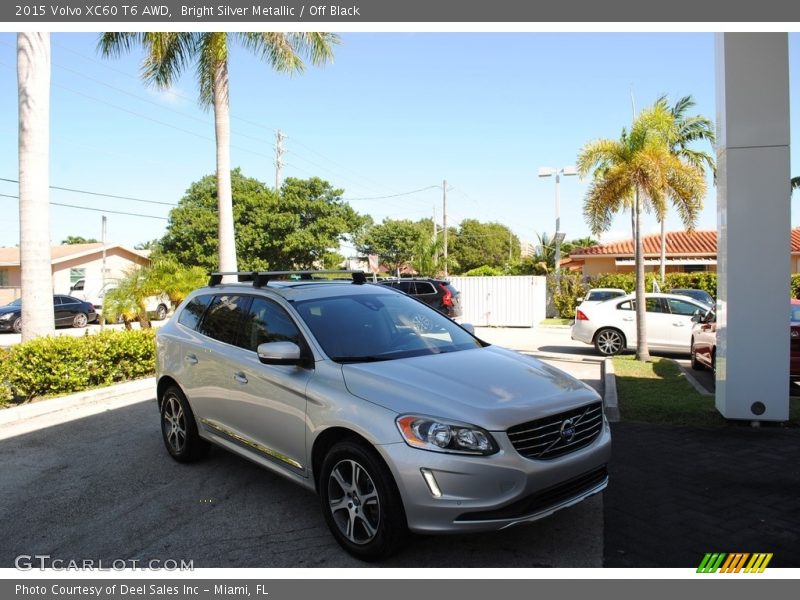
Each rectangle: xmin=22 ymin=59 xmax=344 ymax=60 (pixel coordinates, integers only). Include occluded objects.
xmin=342 ymin=186 xmax=442 ymax=202
xmin=0 ymin=193 xmax=168 ymax=220
xmin=0 ymin=177 xmax=176 ymax=207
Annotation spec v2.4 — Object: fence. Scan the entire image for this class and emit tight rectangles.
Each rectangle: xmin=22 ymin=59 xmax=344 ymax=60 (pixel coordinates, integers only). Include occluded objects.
xmin=448 ymin=276 xmax=547 ymax=327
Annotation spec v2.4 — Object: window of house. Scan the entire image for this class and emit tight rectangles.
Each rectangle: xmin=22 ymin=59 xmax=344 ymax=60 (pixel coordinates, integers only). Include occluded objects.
xmin=684 ymin=265 xmax=708 ymax=273
xmin=0 ymin=269 xmax=7 ymax=287
xmin=69 ymin=268 xmax=86 ymax=286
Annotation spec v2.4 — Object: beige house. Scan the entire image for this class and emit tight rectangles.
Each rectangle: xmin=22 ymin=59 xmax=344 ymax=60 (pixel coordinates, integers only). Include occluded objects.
xmin=567 ymin=229 xmax=800 ymax=277
xmin=0 ymin=243 xmax=150 ymax=304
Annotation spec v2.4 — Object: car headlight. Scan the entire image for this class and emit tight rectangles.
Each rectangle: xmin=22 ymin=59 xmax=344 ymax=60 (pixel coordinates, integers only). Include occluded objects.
xmin=0 ymin=313 xmax=13 ymax=321
xmin=396 ymin=415 xmax=498 ymax=455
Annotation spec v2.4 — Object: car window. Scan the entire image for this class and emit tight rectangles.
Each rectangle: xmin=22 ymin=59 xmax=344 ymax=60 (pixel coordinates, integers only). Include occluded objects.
xmin=666 ymin=298 xmax=701 ymax=316
xmin=238 ymin=297 xmax=302 ymax=352
xmin=791 ymin=305 xmax=800 ymax=322
xmin=294 ymin=293 xmax=480 ymax=362
xmin=53 ymin=297 xmax=63 ymax=306
xmin=588 ymin=290 xmax=624 ymax=302
xmin=616 ymin=298 xmax=665 ymax=313
xmin=415 ymin=282 xmax=437 ymax=295
xmin=197 ymin=295 xmax=250 ymax=345
xmin=177 ymin=295 xmax=213 ymax=331
xmin=396 ymin=281 xmax=416 ymax=294
xmin=617 ymin=300 xmax=632 ymax=311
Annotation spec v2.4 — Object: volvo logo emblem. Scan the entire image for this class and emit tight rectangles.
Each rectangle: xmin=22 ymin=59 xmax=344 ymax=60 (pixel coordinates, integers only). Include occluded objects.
xmin=560 ymin=419 xmax=576 ymax=443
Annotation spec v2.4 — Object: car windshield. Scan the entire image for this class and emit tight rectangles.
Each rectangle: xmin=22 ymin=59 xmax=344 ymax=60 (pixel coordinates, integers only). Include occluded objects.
xmin=5 ymin=299 xmax=21 ymax=307
xmin=294 ymin=292 xmax=481 ymax=362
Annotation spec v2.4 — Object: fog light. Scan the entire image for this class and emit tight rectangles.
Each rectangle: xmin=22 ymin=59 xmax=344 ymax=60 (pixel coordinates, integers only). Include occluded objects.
xmin=420 ymin=468 xmax=442 ymax=498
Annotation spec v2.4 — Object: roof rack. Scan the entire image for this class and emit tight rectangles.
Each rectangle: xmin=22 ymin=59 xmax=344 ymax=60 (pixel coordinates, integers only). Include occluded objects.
xmin=208 ymin=270 xmax=368 ymax=288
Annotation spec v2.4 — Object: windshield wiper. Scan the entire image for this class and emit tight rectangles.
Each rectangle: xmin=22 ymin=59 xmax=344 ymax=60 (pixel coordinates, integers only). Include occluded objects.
xmin=332 ymin=355 xmax=393 ymax=363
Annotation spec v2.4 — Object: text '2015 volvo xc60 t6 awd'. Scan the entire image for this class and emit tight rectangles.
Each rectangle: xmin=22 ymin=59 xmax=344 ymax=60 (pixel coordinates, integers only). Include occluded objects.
xmin=156 ymin=270 xmax=611 ymax=560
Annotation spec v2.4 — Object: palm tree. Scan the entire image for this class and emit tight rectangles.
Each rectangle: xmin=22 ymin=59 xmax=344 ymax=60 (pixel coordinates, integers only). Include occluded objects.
xmin=792 ymin=177 xmax=799 ymax=192
xmin=99 ymin=33 xmax=338 ymax=278
xmin=577 ymin=103 xmax=706 ymax=361
xmin=17 ymin=33 xmax=54 ymax=341
xmin=654 ymin=95 xmax=715 ymax=282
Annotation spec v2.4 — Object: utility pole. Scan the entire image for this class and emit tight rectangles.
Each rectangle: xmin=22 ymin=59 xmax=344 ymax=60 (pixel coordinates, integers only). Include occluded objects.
xmin=275 ymin=129 xmax=285 ymax=192
xmin=442 ymin=179 xmax=448 ymax=277
xmin=100 ymin=215 xmax=106 ymax=331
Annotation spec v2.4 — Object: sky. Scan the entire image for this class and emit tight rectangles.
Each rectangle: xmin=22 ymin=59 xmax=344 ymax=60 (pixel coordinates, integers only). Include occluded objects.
xmin=1 ymin=32 xmax=800 ymax=254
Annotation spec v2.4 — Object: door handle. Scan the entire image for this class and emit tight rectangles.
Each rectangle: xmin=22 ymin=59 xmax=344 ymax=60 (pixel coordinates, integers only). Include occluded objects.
xmin=673 ymin=322 xmax=685 ymax=327
xmin=185 ymin=353 xmax=198 ymax=365
xmin=233 ymin=372 xmax=248 ymax=385
xmin=622 ymin=316 xmax=634 ymax=321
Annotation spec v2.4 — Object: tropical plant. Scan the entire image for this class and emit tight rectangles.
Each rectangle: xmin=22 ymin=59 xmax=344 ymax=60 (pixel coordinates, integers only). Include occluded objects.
xmin=577 ymin=102 xmax=706 ymax=361
xmin=654 ymin=95 xmax=715 ymax=281
xmin=99 ymin=32 xmax=339 ymax=278
xmin=17 ymin=33 xmax=54 ymax=341
xmin=792 ymin=176 xmax=800 ymax=192
xmin=147 ymin=257 xmax=208 ymax=306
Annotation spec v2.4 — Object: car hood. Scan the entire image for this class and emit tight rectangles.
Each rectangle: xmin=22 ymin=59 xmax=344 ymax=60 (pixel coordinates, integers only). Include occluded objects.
xmin=0 ymin=304 xmax=20 ymax=316
xmin=340 ymin=345 xmax=600 ymax=431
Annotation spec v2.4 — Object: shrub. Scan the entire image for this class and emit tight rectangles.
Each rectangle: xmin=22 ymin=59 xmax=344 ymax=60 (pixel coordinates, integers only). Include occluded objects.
xmin=462 ymin=265 xmax=504 ymax=277
xmin=0 ymin=348 xmax=11 ymax=406
xmin=1 ymin=329 xmax=155 ymax=402
xmin=589 ymin=272 xmax=717 ymax=296
xmin=548 ymin=273 xmax=588 ymax=319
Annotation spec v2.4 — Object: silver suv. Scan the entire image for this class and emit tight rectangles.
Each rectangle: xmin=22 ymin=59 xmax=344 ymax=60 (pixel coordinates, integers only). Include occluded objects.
xmin=156 ymin=271 xmax=611 ymax=560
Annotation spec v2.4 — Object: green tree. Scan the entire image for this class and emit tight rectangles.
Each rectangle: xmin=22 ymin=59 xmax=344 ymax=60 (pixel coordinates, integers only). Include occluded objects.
xmin=160 ymin=171 xmax=363 ymax=271
xmin=577 ymin=102 xmax=706 ymax=361
xmin=99 ymin=32 xmax=338 ymax=279
xmin=654 ymin=94 xmax=715 ymax=282
xmin=792 ymin=177 xmax=799 ymax=192
xmin=355 ymin=219 xmax=427 ymax=276
xmin=450 ymin=220 xmax=519 ymax=273
xmin=61 ymin=235 xmax=99 ymax=245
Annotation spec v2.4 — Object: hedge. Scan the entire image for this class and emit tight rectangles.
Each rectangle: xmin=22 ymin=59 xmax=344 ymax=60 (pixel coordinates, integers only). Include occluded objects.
xmin=589 ymin=272 xmax=718 ymax=295
xmin=0 ymin=329 xmax=155 ymax=404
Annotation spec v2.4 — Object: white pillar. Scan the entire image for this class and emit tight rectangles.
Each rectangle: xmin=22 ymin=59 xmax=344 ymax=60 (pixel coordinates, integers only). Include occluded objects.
xmin=715 ymin=33 xmax=790 ymax=421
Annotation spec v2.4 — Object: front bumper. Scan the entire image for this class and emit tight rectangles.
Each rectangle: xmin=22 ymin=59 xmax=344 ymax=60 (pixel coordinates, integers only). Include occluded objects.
xmin=378 ymin=418 xmax=611 ymax=534
xmin=0 ymin=319 xmax=16 ymax=331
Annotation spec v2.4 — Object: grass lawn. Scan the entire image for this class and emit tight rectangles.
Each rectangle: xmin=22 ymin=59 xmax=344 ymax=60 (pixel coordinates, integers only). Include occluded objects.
xmin=540 ymin=318 xmax=572 ymax=326
xmin=612 ymin=355 xmax=800 ymax=427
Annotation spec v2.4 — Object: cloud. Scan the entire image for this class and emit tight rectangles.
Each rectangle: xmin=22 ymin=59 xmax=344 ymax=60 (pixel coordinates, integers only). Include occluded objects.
xmin=147 ymin=86 xmax=188 ymax=105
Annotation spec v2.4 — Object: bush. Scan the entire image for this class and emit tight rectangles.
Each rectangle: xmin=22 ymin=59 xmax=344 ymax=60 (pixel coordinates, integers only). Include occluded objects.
xmin=0 ymin=348 xmax=11 ymax=406
xmin=462 ymin=265 xmax=504 ymax=277
xmin=589 ymin=272 xmax=717 ymax=296
xmin=548 ymin=273 xmax=588 ymax=319
xmin=1 ymin=329 xmax=155 ymax=402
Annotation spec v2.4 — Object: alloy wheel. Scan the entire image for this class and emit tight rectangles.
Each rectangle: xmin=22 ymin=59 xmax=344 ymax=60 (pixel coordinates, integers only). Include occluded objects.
xmin=596 ymin=329 xmax=623 ymax=356
xmin=162 ymin=395 xmax=187 ymax=454
xmin=327 ymin=459 xmax=381 ymax=545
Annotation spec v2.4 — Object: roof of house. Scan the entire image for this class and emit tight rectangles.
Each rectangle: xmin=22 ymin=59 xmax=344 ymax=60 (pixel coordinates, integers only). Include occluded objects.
xmin=571 ymin=229 xmax=800 ymax=258
xmin=0 ymin=243 xmax=149 ymax=267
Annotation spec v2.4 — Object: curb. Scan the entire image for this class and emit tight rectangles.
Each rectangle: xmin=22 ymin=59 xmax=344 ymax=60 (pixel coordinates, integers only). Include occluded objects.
xmin=675 ymin=361 xmax=714 ymax=397
xmin=0 ymin=377 xmax=155 ymax=426
xmin=603 ymin=358 xmax=620 ymax=422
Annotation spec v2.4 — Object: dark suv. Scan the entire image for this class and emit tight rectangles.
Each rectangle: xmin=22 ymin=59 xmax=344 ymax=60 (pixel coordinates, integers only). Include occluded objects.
xmin=378 ymin=278 xmax=462 ymax=318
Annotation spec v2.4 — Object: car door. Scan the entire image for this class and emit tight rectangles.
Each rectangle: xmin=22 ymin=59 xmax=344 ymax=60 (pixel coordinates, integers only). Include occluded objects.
xmin=613 ymin=297 xmax=672 ymax=349
xmin=222 ymin=296 xmax=313 ymax=476
xmin=664 ymin=297 xmax=705 ymax=352
xmin=693 ymin=311 xmax=716 ymax=367
xmin=53 ymin=296 xmax=73 ymax=326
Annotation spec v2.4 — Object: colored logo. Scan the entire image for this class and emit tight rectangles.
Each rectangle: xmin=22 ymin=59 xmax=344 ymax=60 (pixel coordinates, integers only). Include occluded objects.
xmin=559 ymin=419 xmax=576 ymax=443
xmin=697 ymin=553 xmax=773 ymax=573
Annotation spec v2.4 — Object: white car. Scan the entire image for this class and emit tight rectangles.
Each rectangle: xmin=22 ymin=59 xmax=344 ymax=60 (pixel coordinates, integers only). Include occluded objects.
xmin=70 ymin=278 xmax=171 ymax=321
xmin=579 ymin=288 xmax=626 ymax=307
xmin=571 ymin=292 xmax=711 ymax=356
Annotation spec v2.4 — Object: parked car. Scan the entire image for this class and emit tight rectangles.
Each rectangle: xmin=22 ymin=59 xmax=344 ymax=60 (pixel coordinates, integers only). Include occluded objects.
xmin=571 ymin=292 xmax=710 ymax=356
xmin=691 ymin=299 xmax=800 ymax=377
xmin=71 ymin=278 xmax=171 ymax=321
xmin=156 ymin=271 xmax=610 ymax=560
xmin=668 ymin=288 xmax=714 ymax=308
xmin=0 ymin=295 xmax=97 ymax=333
xmin=579 ymin=288 xmax=627 ymax=306
xmin=377 ymin=277 xmax=463 ymax=319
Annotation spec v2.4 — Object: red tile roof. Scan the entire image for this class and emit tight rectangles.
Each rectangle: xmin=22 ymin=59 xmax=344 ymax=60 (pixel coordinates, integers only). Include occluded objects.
xmin=572 ymin=229 xmax=800 ymax=258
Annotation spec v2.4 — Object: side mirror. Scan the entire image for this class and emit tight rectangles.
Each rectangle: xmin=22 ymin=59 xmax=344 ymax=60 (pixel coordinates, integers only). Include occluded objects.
xmin=461 ymin=323 xmax=475 ymax=335
xmin=257 ymin=341 xmax=305 ymax=366
xmin=690 ymin=313 xmax=702 ymax=323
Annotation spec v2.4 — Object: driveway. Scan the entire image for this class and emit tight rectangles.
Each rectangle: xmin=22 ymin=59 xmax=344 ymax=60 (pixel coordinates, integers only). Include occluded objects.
xmin=0 ymin=387 xmax=604 ymax=568
xmin=0 ymin=320 xmax=165 ymax=347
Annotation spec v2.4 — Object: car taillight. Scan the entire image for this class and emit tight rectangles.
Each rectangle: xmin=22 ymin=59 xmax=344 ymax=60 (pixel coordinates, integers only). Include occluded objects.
xmin=576 ymin=310 xmax=589 ymax=321
xmin=439 ymin=284 xmax=454 ymax=307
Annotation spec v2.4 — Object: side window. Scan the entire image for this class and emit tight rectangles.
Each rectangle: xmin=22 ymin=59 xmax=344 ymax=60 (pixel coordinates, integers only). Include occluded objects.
xmin=617 ymin=300 xmax=632 ymax=311
xmin=198 ymin=295 xmax=250 ymax=345
xmin=239 ymin=297 xmax=302 ymax=352
xmin=645 ymin=298 xmax=665 ymax=313
xmin=53 ymin=296 xmax=63 ymax=306
xmin=416 ymin=282 xmax=437 ymax=295
xmin=667 ymin=298 xmax=701 ymax=316
xmin=178 ymin=294 xmax=213 ymax=331
xmin=397 ymin=281 xmax=416 ymax=294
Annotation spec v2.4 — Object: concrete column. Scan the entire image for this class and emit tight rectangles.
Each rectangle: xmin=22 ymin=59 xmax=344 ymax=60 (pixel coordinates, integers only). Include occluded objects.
xmin=715 ymin=33 xmax=790 ymax=421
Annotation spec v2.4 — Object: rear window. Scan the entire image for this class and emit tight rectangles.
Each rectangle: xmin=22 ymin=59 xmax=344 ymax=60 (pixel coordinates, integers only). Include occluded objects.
xmin=587 ymin=290 xmax=624 ymax=302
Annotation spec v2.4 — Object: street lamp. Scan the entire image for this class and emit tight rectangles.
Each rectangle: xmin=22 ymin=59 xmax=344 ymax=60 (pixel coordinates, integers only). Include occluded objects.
xmin=538 ymin=165 xmax=577 ymax=290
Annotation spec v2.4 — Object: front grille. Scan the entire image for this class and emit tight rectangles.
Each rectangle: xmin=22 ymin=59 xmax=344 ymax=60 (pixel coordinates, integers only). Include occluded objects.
xmin=455 ymin=466 xmax=607 ymax=522
xmin=507 ymin=402 xmax=603 ymax=460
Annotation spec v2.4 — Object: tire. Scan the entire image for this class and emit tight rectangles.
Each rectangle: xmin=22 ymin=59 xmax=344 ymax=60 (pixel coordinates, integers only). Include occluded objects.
xmin=72 ymin=313 xmax=88 ymax=328
xmin=320 ymin=440 xmax=407 ymax=561
xmin=160 ymin=385 xmax=210 ymax=463
xmin=12 ymin=317 xmax=22 ymax=334
xmin=594 ymin=328 xmax=625 ymax=356
xmin=154 ymin=304 xmax=168 ymax=321
xmin=690 ymin=338 xmax=705 ymax=371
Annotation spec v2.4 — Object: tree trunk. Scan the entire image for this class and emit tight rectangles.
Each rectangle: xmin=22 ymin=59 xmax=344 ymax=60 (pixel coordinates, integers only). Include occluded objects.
xmin=17 ymin=33 xmax=54 ymax=341
xmin=659 ymin=217 xmax=666 ymax=284
xmin=213 ymin=53 xmax=237 ymax=279
xmin=634 ymin=188 xmax=650 ymax=361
